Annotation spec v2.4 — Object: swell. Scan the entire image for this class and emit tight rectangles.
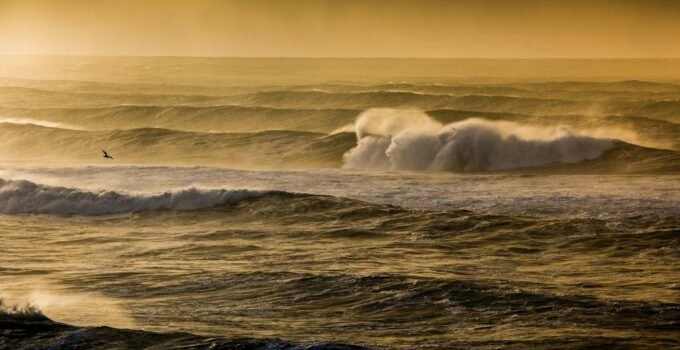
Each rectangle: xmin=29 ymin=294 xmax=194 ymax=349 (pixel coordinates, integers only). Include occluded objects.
xmin=4 ymin=78 xmax=680 ymax=100
xmin=3 ymin=175 xmax=678 ymax=232
xmin=97 ymin=271 xmax=679 ymax=330
xmin=2 ymin=86 xmax=680 ymax=123
xmin=299 ymin=80 xmax=680 ymax=97
xmin=0 ymin=105 xmax=359 ymax=133
xmin=0 ymin=177 xmax=393 ymax=216
xmin=2 ymin=105 xmax=678 ymax=150
xmin=1 ymin=120 xmax=677 ymax=173
xmin=3 ymin=272 xmax=677 ymax=349
xmin=228 ymin=90 xmax=596 ymax=113
xmin=197 ymin=90 xmax=680 ymax=122
xmin=0 ymin=304 xmax=367 ymax=350
xmin=0 ymin=123 xmax=356 ymax=168
xmin=0 ymin=86 xmax=226 ymax=108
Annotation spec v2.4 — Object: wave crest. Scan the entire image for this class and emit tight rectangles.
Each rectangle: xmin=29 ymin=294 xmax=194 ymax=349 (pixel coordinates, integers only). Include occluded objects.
xmin=0 ymin=117 xmax=80 ymax=130
xmin=0 ymin=178 xmax=269 ymax=215
xmin=343 ymin=109 xmax=618 ymax=172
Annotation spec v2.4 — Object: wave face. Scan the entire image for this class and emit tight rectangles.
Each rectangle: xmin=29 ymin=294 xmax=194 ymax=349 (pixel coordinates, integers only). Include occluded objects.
xmin=0 ymin=305 xmax=367 ymax=350
xmin=343 ymin=109 xmax=621 ymax=171
xmin=3 ymin=85 xmax=680 ymax=123
xmin=0 ymin=105 xmax=359 ymax=133
xmin=0 ymin=123 xmax=356 ymax=168
xmin=0 ymin=178 xmax=272 ymax=215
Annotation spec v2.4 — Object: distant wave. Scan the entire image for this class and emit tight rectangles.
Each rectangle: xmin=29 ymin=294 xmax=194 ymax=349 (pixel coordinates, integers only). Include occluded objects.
xmin=0 ymin=105 xmax=359 ymax=133
xmin=0 ymin=123 xmax=356 ymax=168
xmin=227 ymin=90 xmax=583 ymax=112
xmin=0 ymin=117 xmax=80 ymax=130
xmin=342 ymin=109 xmax=678 ymax=172
xmin=0 ymin=86 xmax=222 ymax=108
xmin=0 ymin=178 xmax=273 ymax=215
xmin=222 ymin=90 xmax=680 ymax=122
xmin=1 ymin=103 xmax=677 ymax=150
xmin=0 ymin=86 xmax=650 ymax=117
xmin=2 ymin=84 xmax=680 ymax=123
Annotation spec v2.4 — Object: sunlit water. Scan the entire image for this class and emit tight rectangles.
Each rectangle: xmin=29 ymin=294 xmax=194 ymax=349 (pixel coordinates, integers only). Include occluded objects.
xmin=1 ymin=166 xmax=678 ymax=349
xmin=1 ymin=57 xmax=679 ymax=349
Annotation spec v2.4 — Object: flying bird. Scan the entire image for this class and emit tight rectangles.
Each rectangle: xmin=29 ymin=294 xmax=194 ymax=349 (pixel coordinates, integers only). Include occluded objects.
xmin=102 ymin=150 xmax=114 ymax=159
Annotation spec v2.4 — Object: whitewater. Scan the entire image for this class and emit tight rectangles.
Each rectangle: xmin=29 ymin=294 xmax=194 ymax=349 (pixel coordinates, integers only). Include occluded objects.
xmin=0 ymin=167 xmax=678 ymax=219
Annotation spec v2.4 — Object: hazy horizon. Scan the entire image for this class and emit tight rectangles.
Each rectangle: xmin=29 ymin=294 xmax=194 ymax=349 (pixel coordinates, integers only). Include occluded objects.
xmin=5 ymin=55 xmax=680 ymax=59
xmin=4 ymin=56 xmax=680 ymax=84
xmin=1 ymin=0 xmax=679 ymax=58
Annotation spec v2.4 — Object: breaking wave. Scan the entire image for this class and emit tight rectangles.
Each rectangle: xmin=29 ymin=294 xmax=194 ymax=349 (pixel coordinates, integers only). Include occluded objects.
xmin=0 ymin=117 xmax=80 ymax=130
xmin=343 ymin=109 xmax=623 ymax=172
xmin=0 ymin=178 xmax=274 ymax=215
xmin=0 ymin=119 xmax=676 ymax=173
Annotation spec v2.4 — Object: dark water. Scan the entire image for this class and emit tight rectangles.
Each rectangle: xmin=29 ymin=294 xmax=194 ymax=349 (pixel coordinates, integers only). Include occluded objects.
xmin=1 ymin=183 xmax=678 ymax=349
xmin=0 ymin=58 xmax=679 ymax=349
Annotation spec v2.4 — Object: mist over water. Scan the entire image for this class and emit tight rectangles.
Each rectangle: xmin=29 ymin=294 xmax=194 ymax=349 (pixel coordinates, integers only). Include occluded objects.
xmin=342 ymin=109 xmax=624 ymax=171
xmin=1 ymin=58 xmax=678 ymax=350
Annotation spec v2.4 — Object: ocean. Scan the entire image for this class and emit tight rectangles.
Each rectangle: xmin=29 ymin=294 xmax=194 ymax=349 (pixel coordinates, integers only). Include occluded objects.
xmin=0 ymin=57 xmax=678 ymax=349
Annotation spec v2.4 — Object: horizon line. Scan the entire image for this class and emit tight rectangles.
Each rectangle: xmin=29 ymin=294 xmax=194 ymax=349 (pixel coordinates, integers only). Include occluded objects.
xmin=3 ymin=54 xmax=680 ymax=60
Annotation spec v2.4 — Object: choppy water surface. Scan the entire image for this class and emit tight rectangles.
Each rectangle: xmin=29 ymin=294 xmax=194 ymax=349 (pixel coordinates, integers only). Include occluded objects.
xmin=1 ymin=58 xmax=679 ymax=349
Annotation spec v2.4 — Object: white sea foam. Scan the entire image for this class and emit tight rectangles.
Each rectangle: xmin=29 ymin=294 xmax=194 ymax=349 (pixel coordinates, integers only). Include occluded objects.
xmin=343 ymin=109 xmax=618 ymax=171
xmin=0 ymin=178 xmax=267 ymax=215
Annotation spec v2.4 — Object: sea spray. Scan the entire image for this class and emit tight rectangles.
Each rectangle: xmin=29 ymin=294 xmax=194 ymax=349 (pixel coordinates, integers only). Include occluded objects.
xmin=343 ymin=109 xmax=618 ymax=171
xmin=0 ymin=178 xmax=269 ymax=215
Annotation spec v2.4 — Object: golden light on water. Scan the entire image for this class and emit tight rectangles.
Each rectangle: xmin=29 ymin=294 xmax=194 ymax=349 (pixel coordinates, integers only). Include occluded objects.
xmin=0 ymin=1 xmax=678 ymax=349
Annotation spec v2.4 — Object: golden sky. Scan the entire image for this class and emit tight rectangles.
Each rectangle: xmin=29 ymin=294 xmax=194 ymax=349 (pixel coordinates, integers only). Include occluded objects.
xmin=1 ymin=0 xmax=679 ymax=58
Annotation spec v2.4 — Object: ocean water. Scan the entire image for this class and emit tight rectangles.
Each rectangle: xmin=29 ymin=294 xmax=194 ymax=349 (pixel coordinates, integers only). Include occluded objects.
xmin=0 ymin=58 xmax=679 ymax=349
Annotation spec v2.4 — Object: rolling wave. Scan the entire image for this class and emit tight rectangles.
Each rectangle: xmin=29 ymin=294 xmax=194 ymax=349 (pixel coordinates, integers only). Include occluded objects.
xmin=226 ymin=90 xmax=591 ymax=113
xmin=1 ymin=105 xmax=677 ymax=150
xmin=368 ymin=80 xmax=680 ymax=96
xmin=4 ymin=77 xmax=680 ymax=99
xmin=0 ymin=303 xmax=367 ymax=350
xmin=0 ymin=105 xmax=359 ymax=133
xmin=427 ymin=111 xmax=680 ymax=150
xmin=342 ymin=109 xmax=680 ymax=173
xmin=0 ymin=117 xmax=81 ymax=130
xmin=0 ymin=177 xmax=405 ymax=217
xmin=216 ymin=90 xmax=680 ymax=122
xmin=0 ymin=118 xmax=677 ymax=173
xmin=0 ymin=123 xmax=355 ymax=168
xmin=2 ymin=270 xmax=677 ymax=349
xmin=0 ymin=86 xmax=222 ymax=108
xmin=0 ymin=178 xmax=278 ymax=215
xmin=2 ymin=85 xmax=679 ymax=123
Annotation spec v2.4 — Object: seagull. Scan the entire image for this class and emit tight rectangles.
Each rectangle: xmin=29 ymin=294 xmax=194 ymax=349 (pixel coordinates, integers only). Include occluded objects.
xmin=102 ymin=150 xmax=114 ymax=159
